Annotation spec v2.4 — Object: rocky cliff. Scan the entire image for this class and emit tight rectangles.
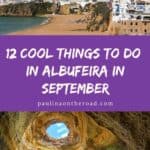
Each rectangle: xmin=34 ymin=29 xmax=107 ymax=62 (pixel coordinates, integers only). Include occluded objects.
xmin=85 ymin=2 xmax=111 ymax=32
xmin=0 ymin=2 xmax=53 ymax=17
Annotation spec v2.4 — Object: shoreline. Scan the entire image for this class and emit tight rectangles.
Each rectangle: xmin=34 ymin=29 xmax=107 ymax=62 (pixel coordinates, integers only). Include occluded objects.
xmin=39 ymin=14 xmax=53 ymax=26
xmin=9 ymin=14 xmax=107 ymax=35
xmin=0 ymin=15 xmax=48 ymax=35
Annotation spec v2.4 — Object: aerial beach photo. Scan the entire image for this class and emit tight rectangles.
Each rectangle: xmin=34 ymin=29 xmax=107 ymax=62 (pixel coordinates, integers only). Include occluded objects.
xmin=0 ymin=0 xmax=149 ymax=35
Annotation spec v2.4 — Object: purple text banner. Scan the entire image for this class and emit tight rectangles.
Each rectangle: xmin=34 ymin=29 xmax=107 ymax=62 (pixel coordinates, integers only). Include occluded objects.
xmin=0 ymin=36 xmax=149 ymax=111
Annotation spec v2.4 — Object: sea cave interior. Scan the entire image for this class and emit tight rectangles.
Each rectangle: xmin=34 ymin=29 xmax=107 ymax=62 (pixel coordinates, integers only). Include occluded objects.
xmin=0 ymin=112 xmax=150 ymax=150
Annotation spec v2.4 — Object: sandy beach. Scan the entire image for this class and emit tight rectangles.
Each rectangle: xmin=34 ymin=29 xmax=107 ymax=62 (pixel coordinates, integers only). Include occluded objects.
xmin=11 ymin=14 xmax=106 ymax=35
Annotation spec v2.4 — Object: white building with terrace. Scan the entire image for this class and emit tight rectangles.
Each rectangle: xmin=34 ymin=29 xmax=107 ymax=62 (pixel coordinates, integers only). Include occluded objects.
xmin=112 ymin=0 xmax=150 ymax=22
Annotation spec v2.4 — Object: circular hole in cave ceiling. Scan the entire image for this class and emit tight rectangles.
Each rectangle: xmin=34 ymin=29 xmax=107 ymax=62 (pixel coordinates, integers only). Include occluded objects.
xmin=46 ymin=122 xmax=70 ymax=140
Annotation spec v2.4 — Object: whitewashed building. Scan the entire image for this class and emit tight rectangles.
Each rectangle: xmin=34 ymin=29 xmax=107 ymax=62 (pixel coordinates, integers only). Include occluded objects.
xmin=0 ymin=0 xmax=8 ymax=5
xmin=112 ymin=0 xmax=150 ymax=22
xmin=0 ymin=0 xmax=110 ymax=5
xmin=0 ymin=0 xmax=34 ymax=5
xmin=59 ymin=0 xmax=110 ymax=7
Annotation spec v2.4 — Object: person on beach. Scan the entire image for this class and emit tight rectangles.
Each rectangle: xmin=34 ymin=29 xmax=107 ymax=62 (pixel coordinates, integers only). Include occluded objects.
xmin=52 ymin=0 xmax=60 ymax=15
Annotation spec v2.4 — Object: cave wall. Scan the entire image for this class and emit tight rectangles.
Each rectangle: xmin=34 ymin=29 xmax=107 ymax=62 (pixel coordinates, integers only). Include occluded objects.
xmin=0 ymin=112 xmax=150 ymax=150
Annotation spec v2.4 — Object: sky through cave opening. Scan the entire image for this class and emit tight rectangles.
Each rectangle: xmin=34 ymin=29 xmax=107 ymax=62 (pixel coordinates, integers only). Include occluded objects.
xmin=46 ymin=122 xmax=69 ymax=140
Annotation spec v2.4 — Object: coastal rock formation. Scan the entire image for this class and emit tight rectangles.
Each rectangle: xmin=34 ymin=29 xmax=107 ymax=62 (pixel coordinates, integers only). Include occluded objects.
xmin=59 ymin=4 xmax=71 ymax=15
xmin=85 ymin=3 xmax=111 ymax=32
xmin=0 ymin=112 xmax=150 ymax=150
xmin=0 ymin=2 xmax=53 ymax=16
xmin=0 ymin=4 xmax=32 ymax=16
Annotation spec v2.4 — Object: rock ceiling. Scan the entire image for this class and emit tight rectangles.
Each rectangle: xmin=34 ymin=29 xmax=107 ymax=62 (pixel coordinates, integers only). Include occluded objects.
xmin=0 ymin=112 xmax=150 ymax=150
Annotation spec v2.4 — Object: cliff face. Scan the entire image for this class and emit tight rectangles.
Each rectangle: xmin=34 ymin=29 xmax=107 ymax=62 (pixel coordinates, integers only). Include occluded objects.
xmin=0 ymin=4 xmax=32 ymax=16
xmin=0 ymin=2 xmax=53 ymax=16
xmin=85 ymin=3 xmax=111 ymax=32
xmin=0 ymin=112 xmax=150 ymax=150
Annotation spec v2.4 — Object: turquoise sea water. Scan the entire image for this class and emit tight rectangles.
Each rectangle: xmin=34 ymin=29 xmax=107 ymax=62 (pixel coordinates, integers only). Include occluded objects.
xmin=0 ymin=16 xmax=46 ymax=34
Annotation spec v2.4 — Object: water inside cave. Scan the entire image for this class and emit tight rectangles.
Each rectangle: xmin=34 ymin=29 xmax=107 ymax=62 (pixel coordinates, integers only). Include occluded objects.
xmin=46 ymin=122 xmax=69 ymax=139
